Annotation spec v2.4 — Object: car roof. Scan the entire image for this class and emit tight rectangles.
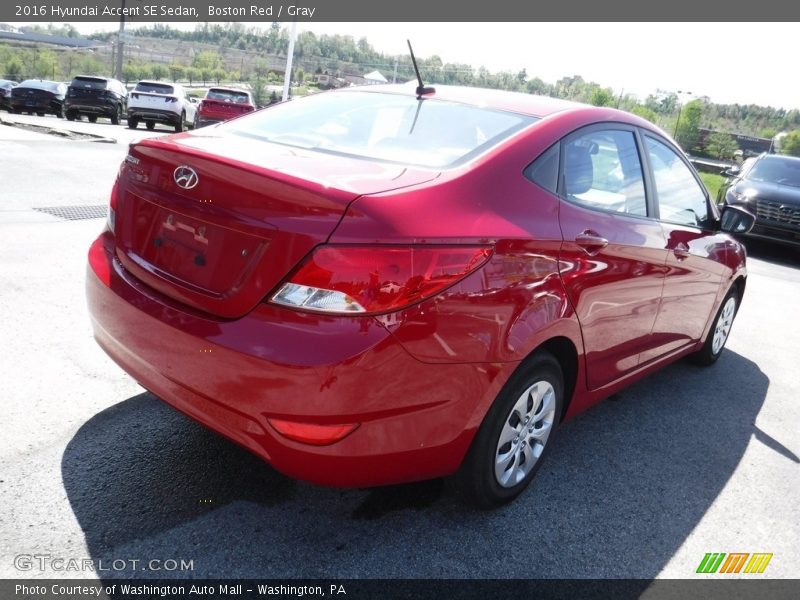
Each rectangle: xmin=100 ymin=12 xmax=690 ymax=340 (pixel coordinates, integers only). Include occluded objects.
xmin=336 ymin=83 xmax=585 ymax=118
xmin=758 ymin=153 xmax=800 ymax=164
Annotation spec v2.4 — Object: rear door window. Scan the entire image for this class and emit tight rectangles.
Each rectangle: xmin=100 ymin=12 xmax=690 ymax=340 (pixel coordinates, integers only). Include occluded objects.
xmin=561 ymin=129 xmax=648 ymax=216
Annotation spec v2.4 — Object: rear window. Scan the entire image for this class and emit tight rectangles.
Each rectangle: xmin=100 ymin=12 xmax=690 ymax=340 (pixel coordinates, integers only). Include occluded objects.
xmin=135 ymin=82 xmax=174 ymax=95
xmin=18 ymin=80 xmax=62 ymax=93
xmin=747 ymin=156 xmax=800 ymax=188
xmin=207 ymin=88 xmax=251 ymax=104
xmin=225 ymin=91 xmax=537 ymax=168
xmin=71 ymin=77 xmax=107 ymax=89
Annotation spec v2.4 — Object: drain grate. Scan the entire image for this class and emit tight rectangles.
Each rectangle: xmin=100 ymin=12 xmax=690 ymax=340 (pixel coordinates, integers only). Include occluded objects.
xmin=32 ymin=205 xmax=107 ymax=221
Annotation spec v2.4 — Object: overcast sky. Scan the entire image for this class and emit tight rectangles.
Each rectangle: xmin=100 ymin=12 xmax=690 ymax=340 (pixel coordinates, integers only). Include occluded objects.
xmin=35 ymin=21 xmax=800 ymax=110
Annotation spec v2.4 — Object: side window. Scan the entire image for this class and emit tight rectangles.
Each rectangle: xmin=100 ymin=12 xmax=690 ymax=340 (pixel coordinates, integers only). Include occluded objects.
xmin=562 ymin=130 xmax=647 ymax=216
xmin=524 ymin=143 xmax=559 ymax=193
xmin=645 ymin=136 xmax=709 ymax=227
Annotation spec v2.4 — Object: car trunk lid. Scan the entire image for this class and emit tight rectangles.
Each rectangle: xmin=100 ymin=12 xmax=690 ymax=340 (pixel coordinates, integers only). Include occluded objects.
xmin=114 ymin=131 xmax=439 ymax=318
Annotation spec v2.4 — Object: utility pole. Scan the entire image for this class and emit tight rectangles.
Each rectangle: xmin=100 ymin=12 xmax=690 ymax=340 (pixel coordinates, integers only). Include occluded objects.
xmin=281 ymin=20 xmax=297 ymax=102
xmin=115 ymin=0 xmax=126 ymax=80
xmin=673 ymin=90 xmax=693 ymax=139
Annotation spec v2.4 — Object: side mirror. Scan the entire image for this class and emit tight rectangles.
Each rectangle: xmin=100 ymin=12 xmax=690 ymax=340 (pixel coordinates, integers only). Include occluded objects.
xmin=720 ymin=205 xmax=756 ymax=234
xmin=722 ymin=166 xmax=741 ymax=178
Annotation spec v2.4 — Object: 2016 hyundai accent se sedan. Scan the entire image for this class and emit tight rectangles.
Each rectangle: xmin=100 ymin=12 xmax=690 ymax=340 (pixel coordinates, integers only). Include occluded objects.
xmin=86 ymin=85 xmax=755 ymax=507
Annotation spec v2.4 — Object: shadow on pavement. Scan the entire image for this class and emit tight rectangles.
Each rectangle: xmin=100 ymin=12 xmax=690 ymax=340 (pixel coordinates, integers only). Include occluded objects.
xmin=62 ymin=350 xmax=768 ymax=578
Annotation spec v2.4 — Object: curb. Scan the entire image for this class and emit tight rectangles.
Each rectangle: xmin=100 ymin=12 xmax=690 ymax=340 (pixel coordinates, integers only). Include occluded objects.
xmin=0 ymin=114 xmax=117 ymax=144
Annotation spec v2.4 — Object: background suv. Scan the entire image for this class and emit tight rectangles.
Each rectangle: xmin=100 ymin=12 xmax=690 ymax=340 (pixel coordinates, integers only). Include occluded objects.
xmin=65 ymin=76 xmax=127 ymax=124
xmin=194 ymin=87 xmax=255 ymax=128
xmin=718 ymin=153 xmax=800 ymax=247
xmin=127 ymin=80 xmax=196 ymax=132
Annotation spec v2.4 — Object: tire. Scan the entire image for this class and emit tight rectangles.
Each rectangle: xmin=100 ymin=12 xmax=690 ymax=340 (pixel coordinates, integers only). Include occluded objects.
xmin=127 ymin=117 xmax=139 ymax=129
xmin=36 ymin=112 xmax=45 ymax=117
xmin=193 ymin=113 xmax=199 ymax=129
xmin=56 ymin=105 xmax=65 ymax=119
xmin=87 ymin=115 xmax=97 ymax=123
xmin=111 ymin=105 xmax=121 ymax=125
xmin=690 ymin=288 xmax=739 ymax=366
xmin=455 ymin=352 xmax=563 ymax=508
xmin=174 ymin=111 xmax=185 ymax=133
xmin=66 ymin=110 xmax=77 ymax=121
xmin=145 ymin=120 xmax=156 ymax=131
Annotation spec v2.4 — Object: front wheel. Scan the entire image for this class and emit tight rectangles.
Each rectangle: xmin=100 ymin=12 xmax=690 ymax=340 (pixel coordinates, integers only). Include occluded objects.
xmin=690 ymin=288 xmax=739 ymax=366
xmin=455 ymin=352 xmax=563 ymax=508
xmin=127 ymin=117 xmax=139 ymax=129
xmin=174 ymin=111 xmax=185 ymax=133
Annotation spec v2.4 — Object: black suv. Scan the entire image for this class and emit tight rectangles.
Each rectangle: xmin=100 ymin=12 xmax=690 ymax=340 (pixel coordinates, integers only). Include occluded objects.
xmin=65 ymin=76 xmax=127 ymax=124
xmin=718 ymin=153 xmax=800 ymax=247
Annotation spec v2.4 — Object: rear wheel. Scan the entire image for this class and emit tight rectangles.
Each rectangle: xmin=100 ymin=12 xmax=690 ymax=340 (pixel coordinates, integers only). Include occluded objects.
xmin=56 ymin=105 xmax=65 ymax=119
xmin=174 ymin=111 xmax=185 ymax=132
xmin=145 ymin=120 xmax=156 ymax=131
xmin=455 ymin=352 xmax=563 ymax=508
xmin=127 ymin=117 xmax=139 ymax=129
xmin=36 ymin=111 xmax=45 ymax=117
xmin=87 ymin=114 xmax=97 ymax=123
xmin=690 ymin=288 xmax=739 ymax=366
xmin=110 ymin=105 xmax=121 ymax=125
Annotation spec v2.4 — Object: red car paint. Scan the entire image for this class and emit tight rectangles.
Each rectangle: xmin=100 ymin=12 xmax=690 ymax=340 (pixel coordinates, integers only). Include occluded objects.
xmin=195 ymin=87 xmax=255 ymax=127
xmin=86 ymin=85 xmax=747 ymax=488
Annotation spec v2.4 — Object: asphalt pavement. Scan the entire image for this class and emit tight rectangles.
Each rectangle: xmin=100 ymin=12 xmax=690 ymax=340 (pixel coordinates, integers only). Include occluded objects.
xmin=0 ymin=117 xmax=798 ymax=581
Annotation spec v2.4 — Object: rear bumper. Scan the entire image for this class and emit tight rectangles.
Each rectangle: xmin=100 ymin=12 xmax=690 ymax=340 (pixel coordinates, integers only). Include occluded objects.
xmin=127 ymin=107 xmax=180 ymax=123
xmin=65 ymin=100 xmax=118 ymax=116
xmin=196 ymin=117 xmax=223 ymax=127
xmin=86 ymin=232 xmax=496 ymax=487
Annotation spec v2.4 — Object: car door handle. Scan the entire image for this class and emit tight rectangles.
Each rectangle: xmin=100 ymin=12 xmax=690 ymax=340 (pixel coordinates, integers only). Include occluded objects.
xmin=672 ymin=242 xmax=690 ymax=259
xmin=575 ymin=230 xmax=609 ymax=254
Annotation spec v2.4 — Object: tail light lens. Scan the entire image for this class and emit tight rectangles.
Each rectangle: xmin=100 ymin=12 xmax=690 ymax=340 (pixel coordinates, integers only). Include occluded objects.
xmin=271 ymin=245 xmax=492 ymax=315
xmin=198 ymin=100 xmax=206 ymax=112
xmin=107 ymin=177 xmax=119 ymax=234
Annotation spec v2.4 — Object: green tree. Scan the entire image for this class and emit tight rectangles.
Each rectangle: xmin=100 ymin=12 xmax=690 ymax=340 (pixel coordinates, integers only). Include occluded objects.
xmin=780 ymin=130 xmax=800 ymax=157
xmin=248 ymin=75 xmax=267 ymax=107
xmin=169 ymin=63 xmax=186 ymax=82
xmin=192 ymin=50 xmax=223 ymax=71
xmin=150 ymin=64 xmax=168 ymax=80
xmin=5 ymin=56 xmax=23 ymax=80
xmin=186 ymin=67 xmax=201 ymax=85
xmin=589 ymin=88 xmax=614 ymax=107
xmin=676 ymin=99 xmax=703 ymax=151
xmin=760 ymin=127 xmax=778 ymax=139
xmin=121 ymin=64 xmax=140 ymax=85
xmin=200 ymin=68 xmax=212 ymax=85
xmin=629 ymin=104 xmax=658 ymax=124
xmin=704 ymin=132 xmax=739 ymax=159
xmin=212 ymin=68 xmax=226 ymax=84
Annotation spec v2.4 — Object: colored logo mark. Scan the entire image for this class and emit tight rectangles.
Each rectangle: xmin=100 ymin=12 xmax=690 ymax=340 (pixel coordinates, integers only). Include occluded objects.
xmin=696 ymin=553 xmax=773 ymax=574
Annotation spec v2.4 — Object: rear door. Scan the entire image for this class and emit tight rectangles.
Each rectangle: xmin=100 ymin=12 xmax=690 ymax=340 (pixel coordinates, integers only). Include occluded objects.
xmin=556 ymin=125 xmax=668 ymax=390
xmin=638 ymin=134 xmax=729 ymax=363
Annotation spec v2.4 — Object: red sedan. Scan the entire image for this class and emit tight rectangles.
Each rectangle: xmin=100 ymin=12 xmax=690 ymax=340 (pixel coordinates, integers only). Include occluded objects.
xmin=86 ymin=85 xmax=754 ymax=506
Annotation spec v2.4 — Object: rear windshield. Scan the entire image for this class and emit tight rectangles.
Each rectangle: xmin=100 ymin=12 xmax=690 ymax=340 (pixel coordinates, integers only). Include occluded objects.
xmin=71 ymin=77 xmax=106 ymax=89
xmin=224 ymin=91 xmax=537 ymax=168
xmin=18 ymin=80 xmax=62 ymax=92
xmin=135 ymin=82 xmax=174 ymax=94
xmin=747 ymin=156 xmax=800 ymax=188
xmin=207 ymin=88 xmax=250 ymax=104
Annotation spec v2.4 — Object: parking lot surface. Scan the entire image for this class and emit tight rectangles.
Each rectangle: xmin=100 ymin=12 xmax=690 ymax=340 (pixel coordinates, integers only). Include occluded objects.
xmin=1 ymin=118 xmax=798 ymax=579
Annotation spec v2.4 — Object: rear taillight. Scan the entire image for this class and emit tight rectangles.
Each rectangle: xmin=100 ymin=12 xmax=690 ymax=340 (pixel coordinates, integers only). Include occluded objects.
xmin=270 ymin=245 xmax=492 ymax=315
xmin=198 ymin=100 xmax=206 ymax=111
xmin=107 ymin=177 xmax=119 ymax=234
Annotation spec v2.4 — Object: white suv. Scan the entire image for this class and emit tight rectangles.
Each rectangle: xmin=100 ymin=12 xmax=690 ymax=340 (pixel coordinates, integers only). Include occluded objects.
xmin=127 ymin=80 xmax=197 ymax=132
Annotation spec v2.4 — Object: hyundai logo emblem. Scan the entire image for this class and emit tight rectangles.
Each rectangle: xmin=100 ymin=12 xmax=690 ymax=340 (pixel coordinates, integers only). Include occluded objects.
xmin=173 ymin=166 xmax=199 ymax=190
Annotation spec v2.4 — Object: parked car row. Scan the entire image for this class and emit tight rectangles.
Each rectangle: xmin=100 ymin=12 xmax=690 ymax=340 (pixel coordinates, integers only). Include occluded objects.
xmin=1 ymin=75 xmax=256 ymax=132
